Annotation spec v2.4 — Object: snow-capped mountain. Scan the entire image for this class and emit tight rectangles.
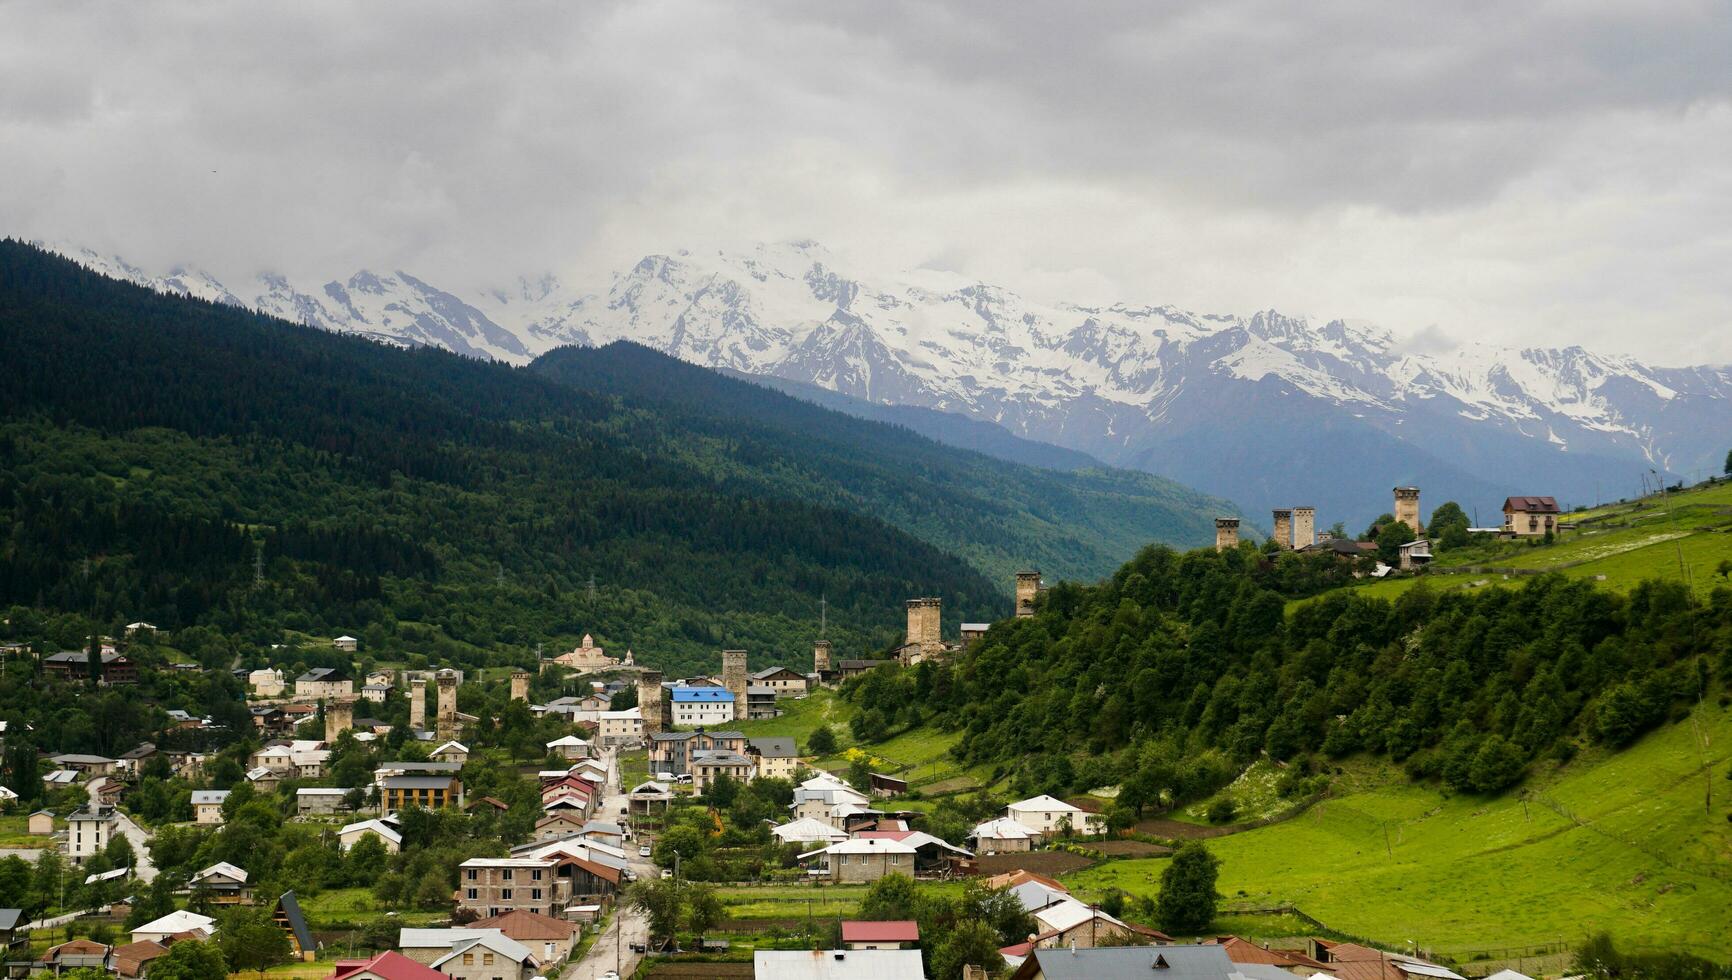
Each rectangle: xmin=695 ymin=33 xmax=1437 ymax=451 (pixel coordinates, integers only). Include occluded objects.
xmin=44 ymin=240 xmax=1732 ymax=525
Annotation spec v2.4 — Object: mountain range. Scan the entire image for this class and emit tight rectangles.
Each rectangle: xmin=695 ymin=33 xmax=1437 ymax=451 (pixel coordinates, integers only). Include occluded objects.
xmin=44 ymin=240 xmax=1732 ymax=526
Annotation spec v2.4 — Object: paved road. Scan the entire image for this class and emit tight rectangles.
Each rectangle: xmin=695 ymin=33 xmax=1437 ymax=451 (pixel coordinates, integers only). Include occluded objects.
xmin=86 ymin=777 xmax=157 ymax=882
xmin=562 ymin=747 xmax=655 ymax=980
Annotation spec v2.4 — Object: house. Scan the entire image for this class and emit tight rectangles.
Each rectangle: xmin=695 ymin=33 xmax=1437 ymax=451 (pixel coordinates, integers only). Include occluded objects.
xmin=670 ymin=687 xmax=736 ymax=726
xmin=1503 ymin=496 xmax=1561 ymax=537
xmin=430 ymin=932 xmax=539 ymax=980
xmin=28 ymin=810 xmax=54 ymax=835
xmin=1009 ymin=944 xmax=1237 ymax=980
xmin=43 ymin=769 xmax=80 ymax=788
xmin=66 ymin=805 xmax=116 ymax=862
xmin=770 ymin=817 xmax=849 ymax=846
xmin=468 ymin=910 xmax=582 ymax=969
xmin=295 ymin=668 xmax=353 ymax=699
xmin=752 ymin=949 xmax=926 ymax=979
xmin=834 ymin=659 xmax=891 ymax=682
xmin=49 ymin=754 xmax=119 ymax=777
xmin=131 ymin=909 xmax=216 ymax=944
xmin=970 ymin=817 xmax=1037 ymax=853
xmin=329 ymin=950 xmax=446 ymax=980
xmin=1006 ymin=795 xmax=1104 ymax=838
xmin=247 ymin=767 xmax=283 ymax=793
xmin=192 ymin=790 xmax=229 ymax=825
xmin=457 ymin=858 xmax=565 ymax=918
xmin=297 ymin=788 xmax=350 ymax=816
xmin=747 ymin=737 xmax=802 ymax=780
xmin=746 ymin=686 xmax=780 ymax=720
xmin=465 ymin=796 xmax=510 ymax=815
xmin=959 ymin=623 xmax=990 ymax=645
xmin=109 ymin=940 xmax=170 ymax=979
xmin=276 ymin=890 xmax=318 ymax=960
xmin=42 ymin=650 xmax=138 ymax=684
xmin=595 ymin=707 xmax=642 ymax=746
xmin=117 ymin=743 xmax=158 ymax=775
xmin=44 ymin=938 xmax=111 ymax=972
xmin=381 ymin=774 xmax=463 ymax=814
xmin=249 ymin=668 xmax=287 ymax=697
xmin=0 ymin=907 xmax=24 ymax=956
xmin=1306 ymin=940 xmax=1465 ymax=980
xmin=799 ymin=837 xmax=917 ymax=883
xmin=855 ymin=830 xmax=971 ymax=875
xmin=1201 ymin=936 xmax=1331 ymax=976
xmin=189 ymin=862 xmax=253 ymax=905
xmin=868 ymin=773 xmax=908 ymax=798
xmin=1397 ymin=539 xmax=1432 ymax=571
xmin=626 ymin=781 xmax=673 ymax=817
xmin=648 ymin=729 xmax=747 ymax=776
xmin=544 ymin=735 xmax=593 ymax=761
xmin=751 ymin=665 xmax=810 ymax=696
xmin=840 ymin=920 xmax=919 ymax=951
xmin=1029 ymin=899 xmax=1165 ymax=949
xmin=791 ymin=773 xmax=872 ymax=827
xmin=361 ymin=684 xmax=391 ymax=703
xmin=431 ymin=741 xmax=470 ymax=765
xmin=339 ymin=818 xmax=403 ymax=853
xmin=532 ymin=812 xmax=590 ymax=841
xmin=575 ymin=820 xmax=624 ymax=849
xmin=690 ymin=749 xmax=755 ymax=793
xmin=333 ymin=635 xmax=359 ymax=652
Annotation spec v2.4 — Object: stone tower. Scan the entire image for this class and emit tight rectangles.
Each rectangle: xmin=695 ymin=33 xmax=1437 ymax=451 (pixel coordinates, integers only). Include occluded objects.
xmin=637 ymin=669 xmax=666 ymax=735
xmin=324 ymin=697 xmax=354 ymax=743
xmin=1014 ymin=570 xmax=1041 ymax=618
xmin=813 ymin=639 xmax=832 ymax=675
xmin=1394 ymin=486 xmax=1422 ymax=534
xmin=435 ymin=669 xmax=458 ymax=740
xmin=1292 ymin=507 xmax=1316 ymax=549
xmin=1214 ymin=517 xmax=1241 ymax=552
xmin=721 ymin=650 xmax=749 ymax=718
xmin=905 ymin=598 xmax=942 ymax=654
xmin=1271 ymin=509 xmax=1293 ymax=550
xmin=409 ymin=676 xmax=427 ymax=731
xmin=509 ymin=669 xmax=530 ymax=703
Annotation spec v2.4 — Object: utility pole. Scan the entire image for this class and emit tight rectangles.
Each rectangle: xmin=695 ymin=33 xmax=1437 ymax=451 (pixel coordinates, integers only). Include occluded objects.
xmin=254 ymin=546 xmax=264 ymax=587
xmin=819 ymin=594 xmax=827 ymax=638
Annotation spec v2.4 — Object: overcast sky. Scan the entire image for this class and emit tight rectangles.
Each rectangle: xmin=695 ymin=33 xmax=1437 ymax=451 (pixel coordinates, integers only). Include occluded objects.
xmin=3 ymin=1 xmax=1730 ymax=365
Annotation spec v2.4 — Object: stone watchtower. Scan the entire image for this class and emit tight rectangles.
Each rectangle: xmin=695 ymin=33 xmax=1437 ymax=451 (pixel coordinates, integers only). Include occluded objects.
xmin=435 ymin=669 xmax=459 ymax=740
xmin=509 ymin=669 xmax=530 ymax=703
xmin=1292 ymin=507 xmax=1316 ymax=549
xmin=1394 ymin=486 xmax=1422 ymax=534
xmin=1214 ymin=517 xmax=1241 ymax=552
xmin=324 ymin=697 xmax=354 ymax=743
xmin=721 ymin=650 xmax=749 ymax=716
xmin=813 ymin=639 xmax=832 ymax=675
xmin=905 ymin=598 xmax=942 ymax=653
xmin=637 ymin=669 xmax=666 ymax=735
xmin=1271 ymin=509 xmax=1293 ymax=550
xmin=409 ymin=676 xmax=427 ymax=731
xmin=1014 ymin=570 xmax=1041 ymax=618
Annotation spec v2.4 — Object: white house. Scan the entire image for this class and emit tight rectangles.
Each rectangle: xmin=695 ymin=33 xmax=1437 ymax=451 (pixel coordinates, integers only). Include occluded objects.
xmin=332 ymin=635 xmax=359 ymax=652
xmin=770 ymin=816 xmax=850 ymax=846
xmin=545 ymin=735 xmax=593 ymax=761
xmin=669 ymin=687 xmax=736 ymax=727
xmin=596 ymin=707 xmax=642 ymax=746
xmin=339 ymin=818 xmax=403 ymax=853
xmin=66 ymin=805 xmax=115 ymax=862
xmin=1005 ymin=794 xmax=1105 ymax=838
xmin=431 ymin=741 xmax=470 ymax=765
xmin=248 ymin=668 xmax=286 ymax=697
xmin=191 ymin=790 xmax=229 ymax=825
xmin=132 ymin=909 xmax=216 ymax=944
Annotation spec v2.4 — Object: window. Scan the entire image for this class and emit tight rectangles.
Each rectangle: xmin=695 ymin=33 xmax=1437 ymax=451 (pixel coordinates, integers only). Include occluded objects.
xmin=531 ymin=889 xmax=542 ymax=900
xmin=501 ymin=889 xmax=512 ymax=900
xmin=462 ymin=954 xmax=474 ymax=966
xmin=531 ymin=869 xmax=543 ymax=881
xmin=466 ymin=888 xmax=477 ymax=900
xmin=466 ymin=869 xmax=478 ymax=881
xmin=482 ymin=954 xmax=494 ymax=966
xmin=502 ymin=869 xmax=513 ymax=881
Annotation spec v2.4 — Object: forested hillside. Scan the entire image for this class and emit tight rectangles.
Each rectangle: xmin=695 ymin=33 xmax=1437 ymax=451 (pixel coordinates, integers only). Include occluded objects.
xmin=0 ymin=241 xmax=1035 ymax=674
xmin=847 ymin=545 xmax=1732 ymax=810
xmin=533 ymin=342 xmax=1238 ymax=583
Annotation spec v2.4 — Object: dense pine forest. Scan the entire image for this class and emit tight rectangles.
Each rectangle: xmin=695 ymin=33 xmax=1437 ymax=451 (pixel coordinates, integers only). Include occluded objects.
xmin=846 ymin=544 xmax=1732 ymax=809
xmin=0 ymin=242 xmax=1020 ymax=674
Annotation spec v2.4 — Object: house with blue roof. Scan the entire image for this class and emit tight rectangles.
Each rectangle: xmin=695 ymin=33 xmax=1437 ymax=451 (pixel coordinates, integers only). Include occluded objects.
xmin=670 ymin=686 xmax=737 ymax=726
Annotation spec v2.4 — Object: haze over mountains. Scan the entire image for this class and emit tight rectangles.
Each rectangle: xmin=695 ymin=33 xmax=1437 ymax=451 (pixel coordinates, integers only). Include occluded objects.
xmin=46 ymin=240 xmax=1732 ymax=525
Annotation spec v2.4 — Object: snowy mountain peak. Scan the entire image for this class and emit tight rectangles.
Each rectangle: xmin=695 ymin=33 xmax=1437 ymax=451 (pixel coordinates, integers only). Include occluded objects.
xmin=41 ymin=239 xmax=1732 ymax=521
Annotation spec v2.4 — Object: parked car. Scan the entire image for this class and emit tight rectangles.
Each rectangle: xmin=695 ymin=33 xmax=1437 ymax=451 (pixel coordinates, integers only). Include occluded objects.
xmin=638 ymin=844 xmax=652 ymax=857
xmin=660 ymin=869 xmax=673 ymax=879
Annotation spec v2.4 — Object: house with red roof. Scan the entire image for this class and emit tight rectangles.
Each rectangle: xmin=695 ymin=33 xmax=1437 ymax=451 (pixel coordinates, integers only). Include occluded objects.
xmin=328 ymin=950 xmax=447 ymax=980
xmin=841 ymin=920 xmax=919 ymax=951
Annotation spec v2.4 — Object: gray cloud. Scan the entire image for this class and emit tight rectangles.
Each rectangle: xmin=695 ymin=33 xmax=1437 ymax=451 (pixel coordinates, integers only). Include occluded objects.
xmin=1 ymin=0 xmax=1729 ymax=364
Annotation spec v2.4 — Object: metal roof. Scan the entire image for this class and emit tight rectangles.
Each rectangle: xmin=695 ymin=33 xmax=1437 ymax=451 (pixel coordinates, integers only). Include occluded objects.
xmin=671 ymin=687 xmax=734 ymax=703
xmin=1016 ymin=944 xmax=1238 ymax=980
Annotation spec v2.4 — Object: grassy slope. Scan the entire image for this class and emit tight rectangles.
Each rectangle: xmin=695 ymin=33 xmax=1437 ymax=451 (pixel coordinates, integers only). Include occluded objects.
xmin=1065 ymin=702 xmax=1732 ymax=958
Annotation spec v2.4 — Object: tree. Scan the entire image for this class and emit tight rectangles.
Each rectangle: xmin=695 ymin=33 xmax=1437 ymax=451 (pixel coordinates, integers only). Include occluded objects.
xmin=627 ymin=878 xmax=683 ymax=949
xmin=858 ymin=873 xmax=919 ymax=920
xmin=683 ymin=882 xmax=724 ymax=945
xmin=930 ymin=919 xmax=1004 ymax=980
xmin=1469 ymin=735 xmax=1525 ymax=793
xmin=1155 ymin=842 xmax=1220 ymax=934
xmin=1375 ymin=520 xmax=1417 ymax=566
xmin=148 ymin=939 xmax=230 ymax=980
xmin=1725 ymin=448 xmax=1731 ymax=477
xmin=86 ymin=633 xmax=103 ymax=688
xmin=217 ymin=908 xmax=292 ymax=979
xmin=806 ymin=726 xmax=836 ymax=755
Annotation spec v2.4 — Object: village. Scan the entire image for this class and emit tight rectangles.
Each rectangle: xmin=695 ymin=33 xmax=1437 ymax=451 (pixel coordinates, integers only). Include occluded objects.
xmin=0 ymin=479 xmax=1600 ymax=980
